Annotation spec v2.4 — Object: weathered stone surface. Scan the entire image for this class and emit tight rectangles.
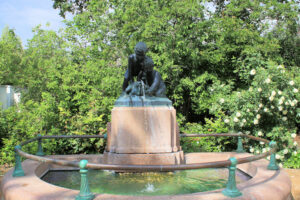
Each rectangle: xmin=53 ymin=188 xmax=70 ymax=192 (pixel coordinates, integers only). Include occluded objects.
xmin=106 ymin=106 xmax=180 ymax=154
xmin=102 ymin=151 xmax=184 ymax=166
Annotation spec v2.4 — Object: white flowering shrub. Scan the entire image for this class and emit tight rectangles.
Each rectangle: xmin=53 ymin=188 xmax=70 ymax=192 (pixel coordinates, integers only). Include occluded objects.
xmin=211 ymin=62 xmax=299 ymax=167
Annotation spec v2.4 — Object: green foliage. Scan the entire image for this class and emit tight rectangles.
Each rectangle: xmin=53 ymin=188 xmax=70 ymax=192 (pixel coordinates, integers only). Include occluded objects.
xmin=0 ymin=0 xmax=299 ymax=168
xmin=0 ymin=26 xmax=23 ymax=85
xmin=212 ymin=63 xmax=299 ymax=167
xmin=284 ymin=151 xmax=300 ymax=169
xmin=180 ymin=114 xmax=231 ymax=153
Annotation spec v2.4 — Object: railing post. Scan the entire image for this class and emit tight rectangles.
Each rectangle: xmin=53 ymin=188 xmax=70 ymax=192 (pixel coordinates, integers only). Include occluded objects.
xmin=13 ymin=145 xmax=25 ymax=177
xmin=267 ymin=141 xmax=279 ymax=170
xmin=236 ymin=135 xmax=244 ymax=153
xmin=75 ymin=160 xmax=95 ymax=200
xmin=36 ymin=134 xmax=44 ymax=156
xmin=222 ymin=157 xmax=242 ymax=198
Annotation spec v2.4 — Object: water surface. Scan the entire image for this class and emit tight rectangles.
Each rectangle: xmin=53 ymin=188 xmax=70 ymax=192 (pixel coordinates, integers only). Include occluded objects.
xmin=42 ymin=168 xmax=250 ymax=196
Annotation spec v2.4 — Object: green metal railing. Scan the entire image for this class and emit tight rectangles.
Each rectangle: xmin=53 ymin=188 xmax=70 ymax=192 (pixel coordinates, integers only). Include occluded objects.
xmin=12 ymin=133 xmax=279 ymax=199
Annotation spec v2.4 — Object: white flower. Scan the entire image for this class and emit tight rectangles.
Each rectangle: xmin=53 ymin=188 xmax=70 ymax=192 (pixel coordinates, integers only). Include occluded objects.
xmin=293 ymin=151 xmax=297 ymax=156
xmin=224 ymin=119 xmax=230 ymax=124
xmin=279 ymin=163 xmax=283 ymax=168
xmin=293 ymin=88 xmax=298 ymax=93
xmin=254 ymin=119 xmax=259 ymax=125
xmin=239 ymin=123 xmax=244 ymax=127
xmin=258 ymin=131 xmax=263 ymax=136
xmin=269 ymin=96 xmax=274 ymax=101
xmin=283 ymin=149 xmax=289 ymax=154
xmin=278 ymin=90 xmax=282 ymax=95
xmin=242 ymin=119 xmax=246 ymax=123
xmin=294 ymin=141 xmax=298 ymax=146
xmin=271 ymin=106 xmax=275 ymax=109
xmin=260 ymin=141 xmax=265 ymax=145
xmin=256 ymin=150 xmax=260 ymax=154
xmin=234 ymin=117 xmax=239 ymax=122
xmin=278 ymin=106 xmax=283 ymax=111
xmin=250 ymin=148 xmax=254 ymax=153
xmin=249 ymin=87 xmax=253 ymax=92
xmin=280 ymin=96 xmax=285 ymax=101
xmin=278 ymin=99 xmax=283 ymax=105
xmin=292 ymin=99 xmax=298 ymax=104
xmin=247 ymin=109 xmax=250 ymax=112
xmin=256 ymin=114 xmax=261 ymax=119
xmin=291 ymin=133 xmax=297 ymax=138
xmin=277 ymin=65 xmax=284 ymax=69
xmin=196 ymin=141 xmax=199 ymax=144
xmin=276 ymin=154 xmax=281 ymax=159
xmin=285 ymin=101 xmax=289 ymax=106
xmin=271 ymin=91 xmax=276 ymax=96
xmin=236 ymin=112 xmax=241 ymax=117
xmin=264 ymin=108 xmax=268 ymax=112
xmin=289 ymin=81 xmax=294 ymax=86
xmin=258 ymin=88 xmax=262 ymax=92
xmin=291 ymin=102 xmax=295 ymax=107
xmin=219 ymin=98 xmax=225 ymax=104
xmin=259 ymin=103 xmax=263 ymax=108
xmin=265 ymin=78 xmax=271 ymax=84
xmin=262 ymin=148 xmax=267 ymax=153
xmin=282 ymin=117 xmax=287 ymax=121
xmin=250 ymin=69 xmax=256 ymax=75
xmin=245 ymin=131 xmax=250 ymax=135
xmin=282 ymin=110 xmax=288 ymax=115
xmin=267 ymin=156 xmax=270 ymax=160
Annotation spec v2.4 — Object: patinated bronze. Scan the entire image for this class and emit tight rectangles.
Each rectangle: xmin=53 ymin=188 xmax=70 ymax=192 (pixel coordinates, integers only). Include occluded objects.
xmin=117 ymin=42 xmax=171 ymax=107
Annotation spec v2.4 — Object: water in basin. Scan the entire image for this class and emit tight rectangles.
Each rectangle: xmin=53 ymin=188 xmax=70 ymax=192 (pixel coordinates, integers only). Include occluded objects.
xmin=42 ymin=168 xmax=250 ymax=196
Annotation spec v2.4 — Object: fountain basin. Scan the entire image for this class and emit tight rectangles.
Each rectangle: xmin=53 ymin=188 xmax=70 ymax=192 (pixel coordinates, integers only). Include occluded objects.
xmin=1 ymin=152 xmax=292 ymax=200
xmin=42 ymin=168 xmax=250 ymax=196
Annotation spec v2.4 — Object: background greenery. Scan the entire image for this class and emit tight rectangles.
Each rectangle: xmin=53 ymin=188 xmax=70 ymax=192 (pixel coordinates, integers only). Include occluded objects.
xmin=0 ymin=0 xmax=299 ymax=168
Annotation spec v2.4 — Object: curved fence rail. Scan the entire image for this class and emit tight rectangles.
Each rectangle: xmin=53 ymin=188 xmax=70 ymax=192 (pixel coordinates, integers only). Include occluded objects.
xmin=12 ymin=133 xmax=279 ymax=199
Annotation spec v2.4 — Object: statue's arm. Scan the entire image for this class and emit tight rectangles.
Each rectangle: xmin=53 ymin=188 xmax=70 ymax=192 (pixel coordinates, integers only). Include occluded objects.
xmin=128 ymin=55 xmax=135 ymax=83
xmin=148 ymin=71 xmax=161 ymax=93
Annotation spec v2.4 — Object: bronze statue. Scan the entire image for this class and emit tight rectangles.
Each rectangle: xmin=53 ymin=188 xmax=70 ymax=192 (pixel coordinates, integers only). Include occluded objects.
xmin=123 ymin=42 xmax=166 ymax=97
xmin=117 ymin=42 xmax=171 ymax=107
xmin=122 ymin=42 xmax=150 ymax=91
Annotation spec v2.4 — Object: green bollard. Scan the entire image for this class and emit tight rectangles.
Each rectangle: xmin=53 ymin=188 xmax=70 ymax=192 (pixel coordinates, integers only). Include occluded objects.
xmin=222 ymin=157 xmax=242 ymax=198
xmin=236 ymin=135 xmax=245 ymax=153
xmin=13 ymin=145 xmax=25 ymax=177
xmin=103 ymin=133 xmax=107 ymax=139
xmin=267 ymin=141 xmax=279 ymax=170
xmin=36 ymin=134 xmax=44 ymax=156
xmin=75 ymin=160 xmax=95 ymax=200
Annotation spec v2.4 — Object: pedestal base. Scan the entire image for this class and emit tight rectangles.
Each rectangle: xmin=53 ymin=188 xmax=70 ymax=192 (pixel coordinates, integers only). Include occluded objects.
xmin=102 ymin=151 xmax=185 ymax=166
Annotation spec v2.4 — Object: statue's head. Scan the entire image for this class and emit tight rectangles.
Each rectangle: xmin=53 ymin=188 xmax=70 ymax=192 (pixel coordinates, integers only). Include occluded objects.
xmin=144 ymin=57 xmax=154 ymax=72
xmin=134 ymin=42 xmax=147 ymax=62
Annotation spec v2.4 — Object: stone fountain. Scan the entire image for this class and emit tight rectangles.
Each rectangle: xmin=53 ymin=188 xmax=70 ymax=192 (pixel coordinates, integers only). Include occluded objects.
xmin=0 ymin=42 xmax=293 ymax=200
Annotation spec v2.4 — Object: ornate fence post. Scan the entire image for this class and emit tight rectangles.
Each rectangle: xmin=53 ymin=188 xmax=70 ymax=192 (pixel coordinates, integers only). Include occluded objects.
xmin=222 ymin=157 xmax=242 ymax=198
xmin=13 ymin=145 xmax=25 ymax=177
xmin=267 ymin=141 xmax=279 ymax=170
xmin=75 ymin=160 xmax=95 ymax=200
xmin=36 ymin=134 xmax=44 ymax=156
xmin=236 ymin=134 xmax=244 ymax=153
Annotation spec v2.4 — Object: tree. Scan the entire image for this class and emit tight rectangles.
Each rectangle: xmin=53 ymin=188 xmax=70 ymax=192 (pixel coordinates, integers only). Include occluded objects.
xmin=0 ymin=26 xmax=23 ymax=85
xmin=52 ymin=0 xmax=90 ymax=18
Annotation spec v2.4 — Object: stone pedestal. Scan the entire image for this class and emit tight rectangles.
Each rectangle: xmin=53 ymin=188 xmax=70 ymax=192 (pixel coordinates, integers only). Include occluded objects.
xmin=103 ymin=106 xmax=184 ymax=165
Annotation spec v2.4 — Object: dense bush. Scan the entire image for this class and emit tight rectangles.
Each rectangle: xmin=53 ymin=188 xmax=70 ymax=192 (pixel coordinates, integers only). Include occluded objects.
xmin=0 ymin=0 xmax=299 ymax=167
